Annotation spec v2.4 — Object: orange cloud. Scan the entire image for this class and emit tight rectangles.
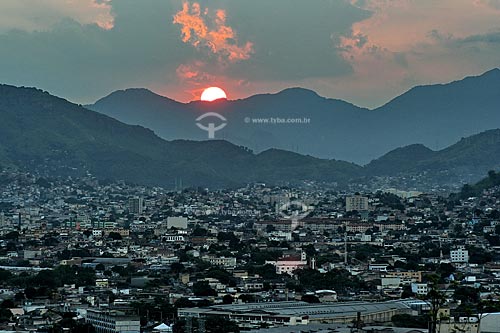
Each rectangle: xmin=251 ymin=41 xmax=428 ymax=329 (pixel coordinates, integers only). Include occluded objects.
xmin=334 ymin=0 xmax=500 ymax=107
xmin=174 ymin=62 xmax=226 ymax=101
xmin=173 ymin=2 xmax=253 ymax=62
xmin=176 ymin=61 xmax=215 ymax=83
xmin=176 ymin=63 xmax=199 ymax=80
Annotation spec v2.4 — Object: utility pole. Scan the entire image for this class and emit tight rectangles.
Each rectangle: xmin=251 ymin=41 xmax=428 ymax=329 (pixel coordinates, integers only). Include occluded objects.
xmin=198 ymin=318 xmax=205 ymax=333
xmin=344 ymin=221 xmax=348 ymax=265
xmin=186 ymin=317 xmax=192 ymax=333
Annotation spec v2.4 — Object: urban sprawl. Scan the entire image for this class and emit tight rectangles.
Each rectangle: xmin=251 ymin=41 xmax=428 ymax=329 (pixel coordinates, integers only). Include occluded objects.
xmin=0 ymin=169 xmax=500 ymax=333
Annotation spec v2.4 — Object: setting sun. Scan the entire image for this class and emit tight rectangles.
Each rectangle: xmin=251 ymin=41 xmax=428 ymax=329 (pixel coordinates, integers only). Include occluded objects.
xmin=200 ymin=87 xmax=227 ymax=101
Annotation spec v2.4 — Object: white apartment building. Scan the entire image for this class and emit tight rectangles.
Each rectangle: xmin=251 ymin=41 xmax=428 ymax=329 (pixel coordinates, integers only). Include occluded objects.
xmin=411 ymin=283 xmax=429 ymax=295
xmin=162 ymin=235 xmax=185 ymax=242
xmin=451 ymin=247 xmax=469 ymax=263
xmin=203 ymin=255 xmax=237 ymax=268
xmin=167 ymin=216 xmax=188 ymax=229
xmin=86 ymin=308 xmax=140 ymax=333
xmin=346 ymin=195 xmax=369 ymax=212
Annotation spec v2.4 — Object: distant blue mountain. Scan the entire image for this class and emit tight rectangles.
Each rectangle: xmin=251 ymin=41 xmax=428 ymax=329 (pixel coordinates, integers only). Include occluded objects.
xmin=89 ymin=68 xmax=500 ymax=164
xmin=366 ymin=129 xmax=500 ymax=179
xmin=0 ymin=84 xmax=362 ymax=188
xmin=2 ymin=70 xmax=500 ymax=189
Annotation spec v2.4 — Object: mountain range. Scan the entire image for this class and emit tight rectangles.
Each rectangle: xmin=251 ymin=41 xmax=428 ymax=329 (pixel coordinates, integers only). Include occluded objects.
xmin=1 ymin=69 xmax=500 ymax=189
xmin=0 ymin=85 xmax=360 ymax=188
xmin=88 ymin=68 xmax=500 ymax=165
xmin=365 ymin=129 xmax=500 ymax=182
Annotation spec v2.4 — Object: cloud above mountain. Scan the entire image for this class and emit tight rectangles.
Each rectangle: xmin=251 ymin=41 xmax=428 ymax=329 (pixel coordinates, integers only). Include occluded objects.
xmin=173 ymin=3 xmax=253 ymax=63
xmin=0 ymin=0 xmax=498 ymax=106
xmin=0 ymin=0 xmax=114 ymax=32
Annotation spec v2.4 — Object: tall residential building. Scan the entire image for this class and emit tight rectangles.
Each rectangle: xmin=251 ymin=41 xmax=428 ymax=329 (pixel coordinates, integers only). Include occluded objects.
xmin=346 ymin=195 xmax=369 ymax=212
xmin=128 ymin=197 xmax=144 ymax=215
xmin=450 ymin=247 xmax=469 ymax=263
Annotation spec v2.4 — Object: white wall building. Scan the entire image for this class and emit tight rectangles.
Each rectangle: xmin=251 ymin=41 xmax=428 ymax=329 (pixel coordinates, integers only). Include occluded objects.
xmin=167 ymin=216 xmax=188 ymax=229
xmin=346 ymin=195 xmax=369 ymax=212
xmin=451 ymin=247 xmax=469 ymax=263
xmin=163 ymin=235 xmax=185 ymax=242
xmin=266 ymin=252 xmax=308 ymax=275
xmin=203 ymin=255 xmax=237 ymax=268
xmin=86 ymin=308 xmax=140 ymax=333
xmin=411 ymin=283 xmax=429 ymax=295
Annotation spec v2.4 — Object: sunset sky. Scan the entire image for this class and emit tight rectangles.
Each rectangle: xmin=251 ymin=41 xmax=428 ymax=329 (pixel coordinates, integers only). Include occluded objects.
xmin=1 ymin=0 xmax=499 ymax=107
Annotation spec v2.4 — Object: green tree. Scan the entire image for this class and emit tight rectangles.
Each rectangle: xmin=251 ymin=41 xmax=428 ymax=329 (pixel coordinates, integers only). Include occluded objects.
xmin=53 ymin=318 xmax=96 ymax=333
xmin=0 ymin=269 xmax=12 ymax=283
xmin=174 ymin=317 xmax=239 ymax=333
xmin=1 ymin=299 xmax=14 ymax=308
xmin=301 ymin=294 xmax=320 ymax=303
xmin=108 ymin=232 xmax=122 ymax=240
xmin=0 ymin=308 xmax=13 ymax=323
xmin=222 ymin=294 xmax=234 ymax=304
xmin=193 ymin=281 xmax=217 ymax=297
xmin=302 ymin=244 xmax=316 ymax=257
xmin=392 ymin=314 xmax=428 ymax=328
xmin=239 ymin=294 xmax=258 ymax=303
xmin=254 ymin=264 xmax=279 ymax=280
xmin=170 ymin=262 xmax=185 ymax=275
xmin=454 ymin=286 xmax=479 ymax=304
xmin=192 ymin=226 xmax=208 ymax=236
xmin=425 ymin=278 xmax=446 ymax=333
xmin=3 ymin=231 xmax=19 ymax=240
xmin=206 ymin=267 xmax=235 ymax=286
xmin=174 ymin=298 xmax=195 ymax=308
xmin=205 ymin=317 xmax=240 ymax=333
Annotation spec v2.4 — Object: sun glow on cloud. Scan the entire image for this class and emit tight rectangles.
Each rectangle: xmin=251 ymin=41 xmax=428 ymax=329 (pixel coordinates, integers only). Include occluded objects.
xmin=173 ymin=2 xmax=253 ymax=63
xmin=329 ymin=0 xmax=500 ymax=107
xmin=172 ymin=2 xmax=254 ymax=102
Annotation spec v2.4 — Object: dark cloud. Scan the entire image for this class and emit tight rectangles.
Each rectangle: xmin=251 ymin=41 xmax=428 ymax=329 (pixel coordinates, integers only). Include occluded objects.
xmin=458 ymin=31 xmax=500 ymax=44
xmin=427 ymin=29 xmax=454 ymax=43
xmin=0 ymin=0 xmax=196 ymax=102
xmin=0 ymin=0 xmax=370 ymax=103
xmin=218 ymin=0 xmax=371 ymax=80
xmin=2 ymin=0 xmax=497 ymax=106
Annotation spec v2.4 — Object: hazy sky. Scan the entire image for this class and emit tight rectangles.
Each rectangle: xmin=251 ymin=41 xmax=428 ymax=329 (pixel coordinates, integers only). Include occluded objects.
xmin=0 ymin=0 xmax=499 ymax=107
